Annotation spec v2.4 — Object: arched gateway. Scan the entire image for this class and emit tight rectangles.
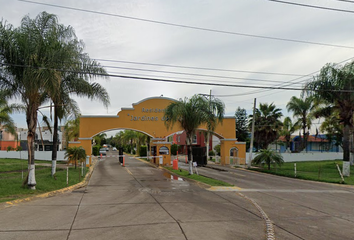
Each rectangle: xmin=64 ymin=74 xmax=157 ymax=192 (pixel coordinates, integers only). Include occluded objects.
xmin=69 ymin=96 xmax=246 ymax=165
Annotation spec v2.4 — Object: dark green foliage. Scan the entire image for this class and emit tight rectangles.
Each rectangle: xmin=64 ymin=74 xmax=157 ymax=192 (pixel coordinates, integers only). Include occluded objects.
xmin=209 ymin=150 xmax=215 ymax=156
xmin=252 ymin=148 xmax=284 ymax=170
xmin=92 ymin=145 xmax=100 ymax=156
xmin=139 ymin=145 xmax=147 ymax=157
xmin=171 ymin=144 xmax=178 ymax=155
xmin=249 ymin=103 xmax=283 ymax=150
xmin=214 ymin=144 xmax=220 ymax=156
xmin=235 ymin=107 xmax=249 ymax=141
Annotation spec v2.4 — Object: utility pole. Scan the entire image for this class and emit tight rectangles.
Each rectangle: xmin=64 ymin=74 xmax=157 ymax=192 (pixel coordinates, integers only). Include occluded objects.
xmin=206 ymin=90 xmax=212 ymax=161
xmin=248 ymin=98 xmax=256 ymax=168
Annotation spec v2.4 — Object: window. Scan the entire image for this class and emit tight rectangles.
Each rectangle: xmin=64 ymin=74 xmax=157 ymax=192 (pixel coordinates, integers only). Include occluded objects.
xmin=159 ymin=146 xmax=169 ymax=155
xmin=178 ymin=136 xmax=180 ymax=142
xmin=192 ymin=134 xmax=197 ymax=144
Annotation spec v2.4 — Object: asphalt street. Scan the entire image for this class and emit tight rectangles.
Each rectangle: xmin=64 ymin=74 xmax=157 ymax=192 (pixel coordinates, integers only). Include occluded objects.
xmin=0 ymin=154 xmax=265 ymax=240
xmin=178 ymin=159 xmax=354 ymax=240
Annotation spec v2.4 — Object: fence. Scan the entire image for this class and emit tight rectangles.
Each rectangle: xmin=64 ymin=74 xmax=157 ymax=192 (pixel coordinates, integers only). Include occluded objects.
xmin=0 ymin=151 xmax=67 ymax=161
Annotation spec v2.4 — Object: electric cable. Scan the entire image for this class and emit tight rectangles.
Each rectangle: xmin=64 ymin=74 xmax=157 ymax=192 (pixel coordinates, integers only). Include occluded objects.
xmin=18 ymin=0 xmax=354 ymax=49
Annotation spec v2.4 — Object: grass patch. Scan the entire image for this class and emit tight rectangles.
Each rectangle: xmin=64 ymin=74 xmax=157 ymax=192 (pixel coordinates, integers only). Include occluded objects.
xmin=251 ymin=160 xmax=354 ymax=185
xmin=0 ymin=158 xmax=87 ymax=203
xmin=165 ymin=167 xmax=233 ymax=186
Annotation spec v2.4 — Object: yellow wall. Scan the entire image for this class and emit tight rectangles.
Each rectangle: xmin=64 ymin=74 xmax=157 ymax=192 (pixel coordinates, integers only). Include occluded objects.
xmin=69 ymin=96 xmax=245 ymax=166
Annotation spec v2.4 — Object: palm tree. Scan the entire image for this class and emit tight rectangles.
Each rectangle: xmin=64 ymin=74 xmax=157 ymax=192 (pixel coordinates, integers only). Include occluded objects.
xmin=93 ymin=133 xmax=107 ymax=147
xmin=304 ymin=61 xmax=354 ymax=176
xmin=249 ymin=103 xmax=283 ymax=150
xmin=164 ymin=95 xmax=224 ymax=174
xmin=252 ymin=148 xmax=284 ymax=170
xmin=64 ymin=115 xmax=81 ymax=145
xmin=0 ymin=12 xmax=66 ymax=189
xmin=123 ymin=130 xmax=137 ymax=154
xmin=286 ymin=96 xmax=315 ymax=152
xmin=65 ymin=146 xmax=86 ymax=169
xmin=0 ymin=91 xmax=18 ymax=139
xmin=280 ymin=117 xmax=298 ymax=152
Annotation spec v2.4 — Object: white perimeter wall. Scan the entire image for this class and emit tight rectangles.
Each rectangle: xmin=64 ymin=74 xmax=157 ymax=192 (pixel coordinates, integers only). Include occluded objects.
xmin=246 ymin=152 xmax=343 ymax=162
xmin=0 ymin=151 xmax=67 ymax=161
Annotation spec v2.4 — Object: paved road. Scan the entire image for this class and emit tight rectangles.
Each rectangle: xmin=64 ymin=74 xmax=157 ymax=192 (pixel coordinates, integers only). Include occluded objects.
xmin=178 ymin=161 xmax=354 ymax=240
xmin=0 ymin=155 xmax=265 ymax=240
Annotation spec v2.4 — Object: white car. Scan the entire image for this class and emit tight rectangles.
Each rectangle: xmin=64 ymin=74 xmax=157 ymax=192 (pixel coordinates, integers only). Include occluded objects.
xmin=99 ymin=148 xmax=107 ymax=156
xmin=112 ymin=147 xmax=117 ymax=151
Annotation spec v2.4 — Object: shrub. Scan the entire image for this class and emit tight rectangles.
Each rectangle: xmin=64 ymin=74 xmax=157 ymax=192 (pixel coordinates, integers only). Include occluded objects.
xmin=214 ymin=144 xmax=221 ymax=156
xmin=92 ymin=145 xmax=100 ymax=156
xmin=171 ymin=144 xmax=178 ymax=155
xmin=209 ymin=150 xmax=215 ymax=156
xmin=16 ymin=146 xmax=23 ymax=151
xmin=139 ymin=145 xmax=147 ymax=157
xmin=6 ymin=146 xmax=13 ymax=152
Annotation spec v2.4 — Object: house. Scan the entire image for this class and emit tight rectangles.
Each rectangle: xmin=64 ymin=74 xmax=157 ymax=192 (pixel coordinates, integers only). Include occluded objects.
xmin=0 ymin=129 xmax=20 ymax=150
xmin=270 ymin=134 xmax=342 ymax=153
xmin=168 ymin=131 xmax=219 ymax=155
xmin=18 ymin=127 xmax=64 ymax=151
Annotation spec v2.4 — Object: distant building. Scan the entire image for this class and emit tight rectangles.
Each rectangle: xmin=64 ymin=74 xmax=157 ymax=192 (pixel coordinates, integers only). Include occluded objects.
xmin=18 ymin=127 xmax=63 ymax=151
xmin=0 ymin=128 xmax=20 ymax=150
xmin=168 ymin=131 xmax=220 ymax=154
xmin=269 ymin=134 xmax=342 ymax=153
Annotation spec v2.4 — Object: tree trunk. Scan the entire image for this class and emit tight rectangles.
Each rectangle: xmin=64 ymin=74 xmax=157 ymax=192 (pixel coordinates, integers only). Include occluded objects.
xmin=187 ymin=136 xmax=194 ymax=175
xmin=26 ymin=105 xmax=37 ymax=189
xmin=51 ymin=105 xmax=58 ymax=176
xmin=342 ymin=124 xmax=351 ymax=176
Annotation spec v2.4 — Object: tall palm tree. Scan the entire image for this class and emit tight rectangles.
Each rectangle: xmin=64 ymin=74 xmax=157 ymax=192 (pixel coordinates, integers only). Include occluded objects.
xmin=65 ymin=146 xmax=86 ymax=169
xmin=0 ymin=12 xmax=64 ymax=189
xmin=286 ymin=96 xmax=315 ymax=152
xmin=249 ymin=103 xmax=283 ymax=150
xmin=93 ymin=133 xmax=107 ymax=147
xmin=280 ymin=117 xmax=298 ymax=152
xmin=304 ymin=61 xmax=354 ymax=176
xmin=164 ymin=95 xmax=224 ymax=174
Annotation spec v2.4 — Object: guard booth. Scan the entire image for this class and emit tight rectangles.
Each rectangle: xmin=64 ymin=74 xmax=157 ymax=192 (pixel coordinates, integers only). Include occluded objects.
xmin=150 ymin=138 xmax=171 ymax=166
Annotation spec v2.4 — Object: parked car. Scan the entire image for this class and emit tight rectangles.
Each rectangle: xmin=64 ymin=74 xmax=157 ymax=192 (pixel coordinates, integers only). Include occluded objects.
xmin=99 ymin=148 xmax=107 ymax=156
xmin=112 ymin=147 xmax=117 ymax=151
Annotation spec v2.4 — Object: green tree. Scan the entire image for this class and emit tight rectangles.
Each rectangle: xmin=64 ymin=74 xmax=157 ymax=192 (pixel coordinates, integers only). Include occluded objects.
xmin=65 ymin=146 xmax=86 ymax=169
xmin=64 ymin=115 xmax=81 ymax=145
xmin=0 ymin=12 xmax=65 ymax=189
xmin=252 ymin=148 xmax=284 ymax=170
xmin=164 ymin=95 xmax=224 ymax=174
xmin=304 ymin=62 xmax=354 ymax=176
xmin=319 ymin=110 xmax=343 ymax=149
xmin=93 ymin=133 xmax=107 ymax=147
xmin=286 ymin=96 xmax=315 ymax=152
xmin=235 ymin=107 xmax=249 ymax=141
xmin=0 ymin=91 xmax=18 ymax=138
xmin=249 ymin=103 xmax=283 ymax=150
xmin=280 ymin=117 xmax=298 ymax=152
xmin=123 ymin=130 xmax=137 ymax=154
xmin=136 ymin=132 xmax=147 ymax=157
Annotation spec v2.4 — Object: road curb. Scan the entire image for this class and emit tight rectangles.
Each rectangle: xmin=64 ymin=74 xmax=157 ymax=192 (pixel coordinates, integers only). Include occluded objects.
xmin=0 ymin=158 xmax=99 ymax=211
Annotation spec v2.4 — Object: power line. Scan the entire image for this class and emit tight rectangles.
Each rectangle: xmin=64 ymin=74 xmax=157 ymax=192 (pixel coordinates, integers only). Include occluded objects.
xmin=102 ymin=65 xmax=299 ymax=85
xmin=96 ymin=59 xmax=305 ymax=77
xmin=268 ymin=0 xmax=354 ymax=14
xmin=2 ymin=62 xmax=354 ymax=93
xmin=18 ymin=0 xmax=354 ymax=49
xmin=334 ymin=0 xmax=354 ymax=3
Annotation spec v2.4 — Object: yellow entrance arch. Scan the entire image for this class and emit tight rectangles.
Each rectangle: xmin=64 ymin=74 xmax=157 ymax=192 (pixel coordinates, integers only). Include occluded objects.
xmin=69 ymin=96 xmax=246 ymax=165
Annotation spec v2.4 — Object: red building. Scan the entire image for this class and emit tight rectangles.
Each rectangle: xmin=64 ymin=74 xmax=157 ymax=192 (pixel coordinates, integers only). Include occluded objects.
xmin=170 ymin=131 xmax=213 ymax=155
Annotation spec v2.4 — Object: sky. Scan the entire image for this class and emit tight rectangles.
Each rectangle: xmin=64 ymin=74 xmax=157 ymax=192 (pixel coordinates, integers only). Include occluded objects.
xmin=2 ymin=0 xmax=354 ymax=135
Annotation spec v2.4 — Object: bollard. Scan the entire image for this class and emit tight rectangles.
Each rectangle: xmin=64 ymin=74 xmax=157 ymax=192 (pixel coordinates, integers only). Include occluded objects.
xmin=123 ymin=155 xmax=125 ymax=167
xmin=66 ymin=167 xmax=69 ymax=186
xmin=173 ymin=159 xmax=178 ymax=170
xmin=100 ymin=153 xmax=102 ymax=159
xmin=81 ymin=162 xmax=84 ymax=177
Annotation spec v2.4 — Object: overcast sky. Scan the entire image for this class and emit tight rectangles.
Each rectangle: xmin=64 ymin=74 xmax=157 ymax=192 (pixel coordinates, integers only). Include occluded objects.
xmin=2 ymin=0 xmax=354 ymax=134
